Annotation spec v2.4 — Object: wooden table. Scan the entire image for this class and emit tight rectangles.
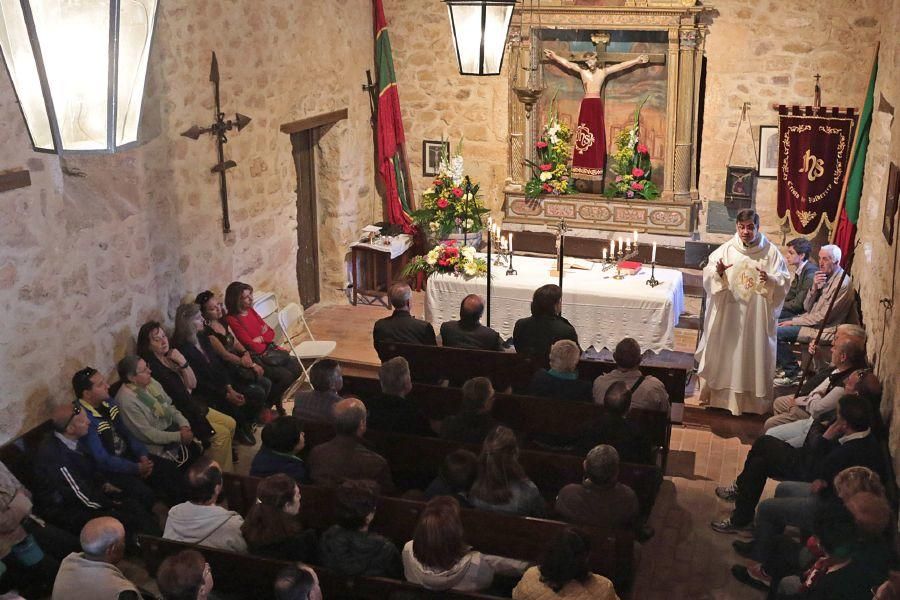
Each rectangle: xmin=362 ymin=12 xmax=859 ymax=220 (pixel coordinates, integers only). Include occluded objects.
xmin=350 ymin=236 xmax=413 ymax=307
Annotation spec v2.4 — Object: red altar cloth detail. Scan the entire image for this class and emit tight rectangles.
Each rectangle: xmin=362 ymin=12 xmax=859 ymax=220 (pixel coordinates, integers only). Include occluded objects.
xmin=776 ymin=109 xmax=857 ymax=235
xmin=571 ymin=96 xmax=606 ymax=181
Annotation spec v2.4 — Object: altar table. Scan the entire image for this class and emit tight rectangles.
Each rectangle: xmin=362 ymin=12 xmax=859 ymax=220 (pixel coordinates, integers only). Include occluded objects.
xmin=424 ymin=254 xmax=684 ymax=353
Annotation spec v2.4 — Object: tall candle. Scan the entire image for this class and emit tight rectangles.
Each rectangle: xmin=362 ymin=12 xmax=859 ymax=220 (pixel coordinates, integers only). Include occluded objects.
xmin=651 ymin=241 xmax=657 ymax=263
xmin=609 ymin=239 xmax=614 ymax=255
xmin=508 ymin=233 xmax=513 ymax=254
xmin=633 ymin=230 xmax=638 ymax=245
xmin=602 ymin=249 xmax=608 ymax=261
xmin=626 ymin=240 xmax=632 ymax=253
xmin=618 ymin=238 xmax=623 ymax=254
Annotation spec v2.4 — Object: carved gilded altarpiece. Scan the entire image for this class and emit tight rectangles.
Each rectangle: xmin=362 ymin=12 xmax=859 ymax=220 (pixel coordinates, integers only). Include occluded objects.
xmin=504 ymin=1 xmax=713 ymax=236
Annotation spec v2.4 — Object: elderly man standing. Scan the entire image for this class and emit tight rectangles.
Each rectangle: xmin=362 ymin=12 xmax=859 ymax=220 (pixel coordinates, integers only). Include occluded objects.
xmin=775 ymin=244 xmax=853 ymax=386
xmin=696 ymin=209 xmax=791 ymax=415
xmin=373 ymin=283 xmax=436 ymax=360
xmin=439 ymin=294 xmax=503 ymax=351
xmin=51 ymin=517 xmax=140 ymax=600
xmin=308 ymin=398 xmax=396 ymax=494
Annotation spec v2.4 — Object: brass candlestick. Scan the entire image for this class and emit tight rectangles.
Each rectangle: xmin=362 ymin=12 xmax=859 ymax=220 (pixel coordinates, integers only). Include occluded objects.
xmin=646 ymin=261 xmax=661 ymax=287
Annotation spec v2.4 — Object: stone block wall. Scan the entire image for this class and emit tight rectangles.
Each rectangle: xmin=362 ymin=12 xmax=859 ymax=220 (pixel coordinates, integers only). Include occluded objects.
xmin=851 ymin=0 xmax=900 ymax=479
xmin=0 ymin=0 xmax=376 ymax=441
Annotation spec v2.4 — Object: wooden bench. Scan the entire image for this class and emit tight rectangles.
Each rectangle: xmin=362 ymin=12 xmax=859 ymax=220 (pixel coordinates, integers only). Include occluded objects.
xmin=341 ymin=374 xmax=671 ymax=470
xmin=220 ymin=474 xmax=635 ymax=587
xmin=374 ymin=342 xmax=690 ymax=404
xmin=140 ymin=535 xmax=506 ymax=600
xmin=301 ymin=423 xmax=660 ymax=517
xmin=0 ymin=419 xmax=53 ymax=487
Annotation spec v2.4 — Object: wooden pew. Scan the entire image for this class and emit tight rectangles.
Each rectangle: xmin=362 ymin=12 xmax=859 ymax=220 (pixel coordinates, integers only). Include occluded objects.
xmin=140 ymin=535 xmax=505 ymax=600
xmin=340 ymin=374 xmax=671 ymax=470
xmin=300 ymin=422 xmax=660 ymax=517
xmin=0 ymin=420 xmax=53 ymax=487
xmin=220 ymin=474 xmax=635 ymax=588
xmin=374 ymin=341 xmax=690 ymax=404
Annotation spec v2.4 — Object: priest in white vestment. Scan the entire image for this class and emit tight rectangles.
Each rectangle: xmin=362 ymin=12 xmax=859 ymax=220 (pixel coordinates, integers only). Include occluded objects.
xmin=695 ymin=210 xmax=791 ymax=415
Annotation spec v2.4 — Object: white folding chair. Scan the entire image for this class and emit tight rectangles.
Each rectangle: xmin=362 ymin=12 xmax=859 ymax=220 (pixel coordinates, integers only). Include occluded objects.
xmin=278 ymin=302 xmax=337 ymax=390
xmin=253 ymin=290 xmax=279 ymax=331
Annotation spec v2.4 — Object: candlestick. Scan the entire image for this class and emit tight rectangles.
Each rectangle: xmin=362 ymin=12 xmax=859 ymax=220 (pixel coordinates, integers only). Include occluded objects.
xmin=506 ymin=246 xmax=517 ymax=276
xmin=646 ymin=261 xmax=660 ymax=287
xmin=651 ymin=241 xmax=657 ymax=263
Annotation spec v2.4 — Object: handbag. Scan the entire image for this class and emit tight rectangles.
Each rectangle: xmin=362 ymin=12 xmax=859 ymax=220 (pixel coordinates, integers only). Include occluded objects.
xmin=258 ymin=344 xmax=292 ymax=367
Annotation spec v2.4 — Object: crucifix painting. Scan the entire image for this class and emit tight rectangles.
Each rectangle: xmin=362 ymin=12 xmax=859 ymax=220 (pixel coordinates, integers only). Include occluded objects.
xmin=538 ymin=30 xmax=668 ymax=193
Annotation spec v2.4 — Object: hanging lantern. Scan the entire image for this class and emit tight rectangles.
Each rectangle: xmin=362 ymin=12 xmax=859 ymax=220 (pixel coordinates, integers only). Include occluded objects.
xmin=444 ymin=0 xmax=517 ymax=76
xmin=0 ymin=0 xmax=159 ymax=153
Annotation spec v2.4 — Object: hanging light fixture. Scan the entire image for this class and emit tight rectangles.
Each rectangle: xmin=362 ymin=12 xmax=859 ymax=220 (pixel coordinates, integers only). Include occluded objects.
xmin=444 ymin=0 xmax=517 ymax=76
xmin=0 ymin=0 xmax=159 ymax=153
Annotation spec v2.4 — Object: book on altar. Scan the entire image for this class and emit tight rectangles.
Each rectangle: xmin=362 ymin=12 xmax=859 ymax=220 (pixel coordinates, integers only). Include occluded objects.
xmin=616 ymin=260 xmax=643 ymax=275
xmin=566 ymin=258 xmax=595 ymax=271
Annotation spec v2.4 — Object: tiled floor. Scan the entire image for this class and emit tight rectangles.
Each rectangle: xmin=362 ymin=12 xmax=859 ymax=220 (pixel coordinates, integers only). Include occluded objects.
xmin=302 ymin=293 xmax=775 ymax=599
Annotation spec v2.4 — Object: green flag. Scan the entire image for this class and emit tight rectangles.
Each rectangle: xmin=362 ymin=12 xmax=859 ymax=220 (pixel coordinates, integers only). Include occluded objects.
xmin=845 ymin=49 xmax=878 ymax=224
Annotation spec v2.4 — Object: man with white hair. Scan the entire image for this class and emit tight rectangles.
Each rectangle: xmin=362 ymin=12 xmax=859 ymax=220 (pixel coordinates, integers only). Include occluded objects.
xmin=775 ymin=244 xmax=853 ymax=385
xmin=51 ymin=517 xmax=139 ymax=600
xmin=527 ymin=340 xmax=592 ymax=402
xmin=366 ymin=357 xmax=432 ymax=436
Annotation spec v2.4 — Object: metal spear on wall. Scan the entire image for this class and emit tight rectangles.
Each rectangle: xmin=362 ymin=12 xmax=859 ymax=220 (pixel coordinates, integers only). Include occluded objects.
xmin=181 ymin=52 xmax=252 ymax=233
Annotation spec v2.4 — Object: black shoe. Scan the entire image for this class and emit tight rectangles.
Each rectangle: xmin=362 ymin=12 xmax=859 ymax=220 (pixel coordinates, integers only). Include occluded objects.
xmin=732 ymin=539 xmax=756 ymax=559
xmin=731 ymin=564 xmax=770 ymax=590
xmin=235 ymin=426 xmax=256 ymax=446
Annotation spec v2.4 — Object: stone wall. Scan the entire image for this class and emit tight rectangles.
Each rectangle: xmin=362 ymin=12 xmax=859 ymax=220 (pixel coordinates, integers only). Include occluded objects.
xmin=851 ymin=0 xmax=900 ymax=478
xmin=699 ymin=0 xmax=884 ymax=243
xmin=0 ymin=0 xmax=375 ymax=441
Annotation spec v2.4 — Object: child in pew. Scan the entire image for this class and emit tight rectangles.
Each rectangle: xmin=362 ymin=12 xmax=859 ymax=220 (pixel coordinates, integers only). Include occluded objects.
xmin=318 ymin=480 xmax=401 ymax=578
xmin=424 ymin=449 xmax=478 ymax=508
xmin=240 ymin=474 xmax=317 ymax=563
xmin=402 ymin=496 xmax=529 ymax=593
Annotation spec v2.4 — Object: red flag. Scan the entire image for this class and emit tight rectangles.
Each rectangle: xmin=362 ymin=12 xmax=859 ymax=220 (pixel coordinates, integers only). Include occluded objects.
xmin=374 ymin=0 xmax=413 ymax=233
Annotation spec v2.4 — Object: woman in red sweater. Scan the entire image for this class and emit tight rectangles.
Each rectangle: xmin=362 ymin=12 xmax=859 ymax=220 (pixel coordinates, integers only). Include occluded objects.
xmin=223 ymin=281 xmax=300 ymax=415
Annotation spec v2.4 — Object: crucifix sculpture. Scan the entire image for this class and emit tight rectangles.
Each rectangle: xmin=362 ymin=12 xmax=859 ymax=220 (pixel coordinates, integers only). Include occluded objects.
xmin=181 ymin=52 xmax=252 ymax=234
xmin=543 ymin=33 xmax=663 ymax=189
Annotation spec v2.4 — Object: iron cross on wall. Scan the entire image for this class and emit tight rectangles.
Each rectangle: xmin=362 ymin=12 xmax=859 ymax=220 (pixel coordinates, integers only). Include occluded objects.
xmin=181 ymin=52 xmax=252 ymax=234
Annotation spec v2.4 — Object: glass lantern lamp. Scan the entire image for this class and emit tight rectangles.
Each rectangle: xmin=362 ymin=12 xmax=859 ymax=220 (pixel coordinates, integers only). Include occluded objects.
xmin=0 ymin=0 xmax=159 ymax=153
xmin=443 ymin=0 xmax=517 ymax=76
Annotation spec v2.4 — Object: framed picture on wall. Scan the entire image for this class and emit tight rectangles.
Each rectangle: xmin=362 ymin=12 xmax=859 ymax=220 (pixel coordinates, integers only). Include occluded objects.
xmin=724 ymin=165 xmax=756 ymax=207
xmin=884 ymin=162 xmax=899 ymax=245
xmin=758 ymin=125 xmax=779 ymax=178
xmin=422 ymin=140 xmax=449 ymax=177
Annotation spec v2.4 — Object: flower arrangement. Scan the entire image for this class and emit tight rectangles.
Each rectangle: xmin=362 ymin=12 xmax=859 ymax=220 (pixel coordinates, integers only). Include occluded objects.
xmin=401 ymin=240 xmax=487 ymax=279
xmin=604 ymin=97 xmax=660 ymax=201
xmin=524 ymin=102 xmax=576 ymax=199
xmin=410 ymin=142 xmax=489 ymax=240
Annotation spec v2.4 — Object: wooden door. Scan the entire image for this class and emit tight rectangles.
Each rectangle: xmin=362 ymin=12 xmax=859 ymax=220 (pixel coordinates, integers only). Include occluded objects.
xmin=292 ymin=130 xmax=320 ymax=308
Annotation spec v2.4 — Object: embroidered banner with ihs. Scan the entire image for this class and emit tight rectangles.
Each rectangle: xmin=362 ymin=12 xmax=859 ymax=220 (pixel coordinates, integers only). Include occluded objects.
xmin=776 ymin=106 xmax=857 ymax=235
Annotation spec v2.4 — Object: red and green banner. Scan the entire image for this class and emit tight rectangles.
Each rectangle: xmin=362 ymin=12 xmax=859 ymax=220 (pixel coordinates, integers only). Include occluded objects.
xmin=833 ymin=47 xmax=878 ymax=265
xmin=374 ymin=0 xmax=414 ymax=233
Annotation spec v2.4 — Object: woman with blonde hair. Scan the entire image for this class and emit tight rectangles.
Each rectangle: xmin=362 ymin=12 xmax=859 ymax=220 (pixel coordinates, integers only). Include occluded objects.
xmin=469 ymin=426 xmax=546 ymax=517
xmin=402 ymin=496 xmax=528 ymax=592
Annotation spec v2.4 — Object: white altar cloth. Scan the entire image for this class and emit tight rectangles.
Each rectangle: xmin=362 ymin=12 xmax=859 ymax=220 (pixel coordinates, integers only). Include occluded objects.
xmin=424 ymin=254 xmax=684 ymax=353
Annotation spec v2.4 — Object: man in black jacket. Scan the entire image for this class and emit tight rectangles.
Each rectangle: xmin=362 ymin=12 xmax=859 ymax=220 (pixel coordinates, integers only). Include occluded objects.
xmin=373 ymin=283 xmax=436 ymax=360
xmin=365 ymin=357 xmax=433 ymax=436
xmin=439 ymin=294 xmax=503 ymax=351
xmin=512 ymin=284 xmax=579 ymax=363
xmin=779 ymin=237 xmax=818 ymax=319
xmin=32 ymin=403 xmax=161 ymax=547
xmin=711 ymin=394 xmax=885 ymax=533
